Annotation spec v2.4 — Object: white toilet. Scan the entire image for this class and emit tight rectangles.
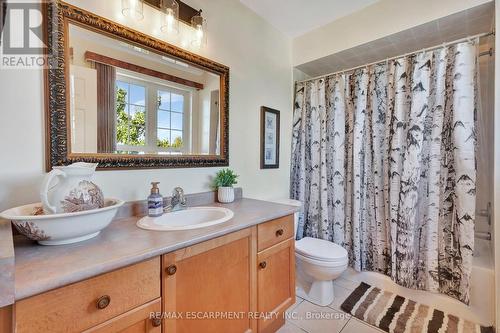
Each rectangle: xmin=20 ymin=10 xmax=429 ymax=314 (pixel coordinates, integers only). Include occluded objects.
xmin=272 ymin=199 xmax=349 ymax=307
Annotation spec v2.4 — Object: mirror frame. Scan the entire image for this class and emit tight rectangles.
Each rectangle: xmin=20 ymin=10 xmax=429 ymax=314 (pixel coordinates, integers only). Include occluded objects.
xmin=44 ymin=1 xmax=229 ymax=170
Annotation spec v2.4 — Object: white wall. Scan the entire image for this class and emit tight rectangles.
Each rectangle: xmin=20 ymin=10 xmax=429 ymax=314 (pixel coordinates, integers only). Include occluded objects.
xmin=476 ymin=37 xmax=495 ymax=234
xmin=292 ymin=68 xmax=311 ymax=83
xmin=0 ymin=0 xmax=293 ymax=211
xmin=293 ymin=0 xmax=493 ymax=66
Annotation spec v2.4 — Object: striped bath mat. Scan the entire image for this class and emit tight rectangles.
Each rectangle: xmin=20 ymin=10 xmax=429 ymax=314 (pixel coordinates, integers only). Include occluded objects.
xmin=341 ymin=282 xmax=494 ymax=333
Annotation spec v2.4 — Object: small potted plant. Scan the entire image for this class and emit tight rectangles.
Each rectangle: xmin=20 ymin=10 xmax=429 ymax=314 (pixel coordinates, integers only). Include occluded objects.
xmin=213 ymin=169 xmax=239 ymax=203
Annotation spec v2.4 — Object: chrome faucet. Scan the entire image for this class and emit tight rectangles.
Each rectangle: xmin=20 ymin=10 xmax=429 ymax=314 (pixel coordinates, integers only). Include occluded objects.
xmin=166 ymin=187 xmax=187 ymax=212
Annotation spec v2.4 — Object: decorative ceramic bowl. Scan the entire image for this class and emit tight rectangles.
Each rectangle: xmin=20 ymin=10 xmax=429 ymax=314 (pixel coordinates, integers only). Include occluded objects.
xmin=0 ymin=198 xmax=124 ymax=245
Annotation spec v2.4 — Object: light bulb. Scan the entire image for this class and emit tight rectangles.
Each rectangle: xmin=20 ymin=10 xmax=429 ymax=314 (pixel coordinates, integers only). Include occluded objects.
xmin=166 ymin=10 xmax=175 ymax=32
xmin=160 ymin=1 xmax=179 ymax=34
xmin=121 ymin=0 xmax=144 ymax=21
xmin=196 ymin=25 xmax=204 ymax=39
xmin=166 ymin=9 xmax=174 ymax=23
xmin=190 ymin=12 xmax=207 ymax=46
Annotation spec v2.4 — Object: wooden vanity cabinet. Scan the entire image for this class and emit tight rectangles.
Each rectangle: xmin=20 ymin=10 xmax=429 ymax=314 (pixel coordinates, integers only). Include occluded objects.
xmin=161 ymin=214 xmax=295 ymax=333
xmin=162 ymin=228 xmax=258 ymax=333
xmin=10 ymin=214 xmax=295 ymax=333
xmin=256 ymin=216 xmax=295 ymax=333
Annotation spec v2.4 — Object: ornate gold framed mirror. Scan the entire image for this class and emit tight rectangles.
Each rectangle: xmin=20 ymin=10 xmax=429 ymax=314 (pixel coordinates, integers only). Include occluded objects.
xmin=44 ymin=1 xmax=229 ymax=170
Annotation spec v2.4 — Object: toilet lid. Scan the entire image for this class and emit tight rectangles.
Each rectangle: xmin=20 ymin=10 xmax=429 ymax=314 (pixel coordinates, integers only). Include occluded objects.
xmin=296 ymin=237 xmax=348 ymax=262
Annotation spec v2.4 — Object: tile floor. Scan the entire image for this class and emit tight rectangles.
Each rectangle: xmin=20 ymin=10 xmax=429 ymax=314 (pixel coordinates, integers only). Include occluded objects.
xmin=277 ymin=278 xmax=383 ymax=333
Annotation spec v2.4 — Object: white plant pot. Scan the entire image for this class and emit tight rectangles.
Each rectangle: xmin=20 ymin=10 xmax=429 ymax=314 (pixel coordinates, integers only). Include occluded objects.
xmin=218 ymin=187 xmax=235 ymax=203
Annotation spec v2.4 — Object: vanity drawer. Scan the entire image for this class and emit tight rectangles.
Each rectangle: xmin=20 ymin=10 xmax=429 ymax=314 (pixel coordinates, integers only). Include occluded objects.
xmin=257 ymin=215 xmax=294 ymax=251
xmin=83 ymin=298 xmax=162 ymax=333
xmin=15 ymin=257 xmax=160 ymax=333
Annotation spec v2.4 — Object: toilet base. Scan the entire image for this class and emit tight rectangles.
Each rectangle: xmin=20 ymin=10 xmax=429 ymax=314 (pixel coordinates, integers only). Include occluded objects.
xmin=296 ymin=279 xmax=334 ymax=307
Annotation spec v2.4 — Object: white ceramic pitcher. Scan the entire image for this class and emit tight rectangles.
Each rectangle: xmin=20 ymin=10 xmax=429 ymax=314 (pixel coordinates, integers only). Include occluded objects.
xmin=40 ymin=163 xmax=104 ymax=214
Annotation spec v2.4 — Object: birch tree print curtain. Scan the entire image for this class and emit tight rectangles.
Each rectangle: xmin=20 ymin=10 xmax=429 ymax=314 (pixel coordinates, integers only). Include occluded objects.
xmin=291 ymin=41 xmax=477 ymax=304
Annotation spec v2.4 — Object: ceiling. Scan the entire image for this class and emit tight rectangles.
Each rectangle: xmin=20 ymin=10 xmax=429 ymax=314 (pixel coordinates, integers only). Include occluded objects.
xmin=239 ymin=0 xmax=379 ymax=38
xmin=296 ymin=2 xmax=495 ymax=78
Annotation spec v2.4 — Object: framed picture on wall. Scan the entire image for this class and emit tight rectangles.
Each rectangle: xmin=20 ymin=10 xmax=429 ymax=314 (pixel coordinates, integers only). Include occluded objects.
xmin=260 ymin=106 xmax=280 ymax=169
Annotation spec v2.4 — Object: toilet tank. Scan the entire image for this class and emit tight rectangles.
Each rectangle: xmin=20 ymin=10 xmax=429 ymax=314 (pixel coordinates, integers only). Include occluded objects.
xmin=268 ymin=198 xmax=302 ymax=239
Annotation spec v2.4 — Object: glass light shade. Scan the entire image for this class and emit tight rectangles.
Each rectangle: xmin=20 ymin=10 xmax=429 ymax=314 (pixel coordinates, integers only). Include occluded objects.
xmin=121 ymin=0 xmax=144 ymax=21
xmin=191 ymin=13 xmax=207 ymax=47
xmin=160 ymin=0 xmax=179 ymax=34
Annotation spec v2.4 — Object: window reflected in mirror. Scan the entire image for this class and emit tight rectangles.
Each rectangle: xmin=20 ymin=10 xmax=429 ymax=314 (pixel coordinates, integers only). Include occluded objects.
xmin=68 ymin=23 xmax=221 ymax=156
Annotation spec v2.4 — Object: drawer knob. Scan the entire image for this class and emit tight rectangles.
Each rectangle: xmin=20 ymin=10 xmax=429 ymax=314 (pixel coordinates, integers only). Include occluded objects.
xmin=166 ymin=264 xmax=177 ymax=275
xmin=152 ymin=317 xmax=162 ymax=327
xmin=259 ymin=261 xmax=267 ymax=269
xmin=276 ymin=228 xmax=284 ymax=237
xmin=96 ymin=295 xmax=111 ymax=309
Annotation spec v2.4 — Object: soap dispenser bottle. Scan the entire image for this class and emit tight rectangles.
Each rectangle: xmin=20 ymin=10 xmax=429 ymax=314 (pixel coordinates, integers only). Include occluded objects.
xmin=148 ymin=182 xmax=164 ymax=217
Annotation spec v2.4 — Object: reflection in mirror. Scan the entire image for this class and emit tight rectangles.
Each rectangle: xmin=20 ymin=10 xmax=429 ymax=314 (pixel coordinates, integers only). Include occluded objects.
xmin=68 ymin=23 xmax=221 ymax=156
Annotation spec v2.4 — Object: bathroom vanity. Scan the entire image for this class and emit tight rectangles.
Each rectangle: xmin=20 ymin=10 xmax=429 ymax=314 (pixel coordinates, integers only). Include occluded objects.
xmin=4 ymin=198 xmax=297 ymax=333
xmin=0 ymin=2 xmax=299 ymax=331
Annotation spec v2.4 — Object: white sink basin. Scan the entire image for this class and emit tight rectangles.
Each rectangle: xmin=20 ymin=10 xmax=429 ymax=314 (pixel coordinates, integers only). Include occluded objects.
xmin=136 ymin=207 xmax=234 ymax=231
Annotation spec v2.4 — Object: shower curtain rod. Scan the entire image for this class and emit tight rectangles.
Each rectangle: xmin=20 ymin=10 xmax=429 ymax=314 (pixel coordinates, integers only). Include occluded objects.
xmin=296 ymin=31 xmax=494 ymax=84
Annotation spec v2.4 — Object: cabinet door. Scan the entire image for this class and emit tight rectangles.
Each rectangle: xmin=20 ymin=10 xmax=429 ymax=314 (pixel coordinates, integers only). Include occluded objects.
xmin=0 ymin=306 xmax=12 ymax=333
xmin=257 ymin=238 xmax=295 ymax=333
xmin=163 ymin=228 xmax=257 ymax=333
xmin=84 ymin=299 xmax=162 ymax=333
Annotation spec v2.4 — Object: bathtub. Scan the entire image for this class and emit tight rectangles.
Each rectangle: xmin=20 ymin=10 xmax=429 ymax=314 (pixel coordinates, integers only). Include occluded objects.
xmin=338 ymin=237 xmax=495 ymax=327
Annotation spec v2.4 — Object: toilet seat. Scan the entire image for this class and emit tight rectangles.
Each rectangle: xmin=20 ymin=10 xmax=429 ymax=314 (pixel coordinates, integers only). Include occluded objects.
xmin=296 ymin=237 xmax=348 ymax=264
xmin=296 ymin=252 xmax=348 ymax=269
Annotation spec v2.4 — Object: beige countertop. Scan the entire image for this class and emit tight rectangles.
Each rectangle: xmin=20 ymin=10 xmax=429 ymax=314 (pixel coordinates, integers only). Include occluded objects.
xmin=13 ymin=198 xmax=298 ymax=301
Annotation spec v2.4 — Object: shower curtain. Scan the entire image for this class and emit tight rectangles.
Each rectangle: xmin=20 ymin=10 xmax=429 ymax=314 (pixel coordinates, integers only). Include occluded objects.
xmin=290 ymin=41 xmax=477 ymax=303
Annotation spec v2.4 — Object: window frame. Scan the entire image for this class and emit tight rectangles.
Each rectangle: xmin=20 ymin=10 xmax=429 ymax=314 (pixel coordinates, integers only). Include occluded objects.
xmin=155 ymin=85 xmax=191 ymax=154
xmin=115 ymin=78 xmax=148 ymax=151
xmin=115 ymin=71 xmax=192 ymax=154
